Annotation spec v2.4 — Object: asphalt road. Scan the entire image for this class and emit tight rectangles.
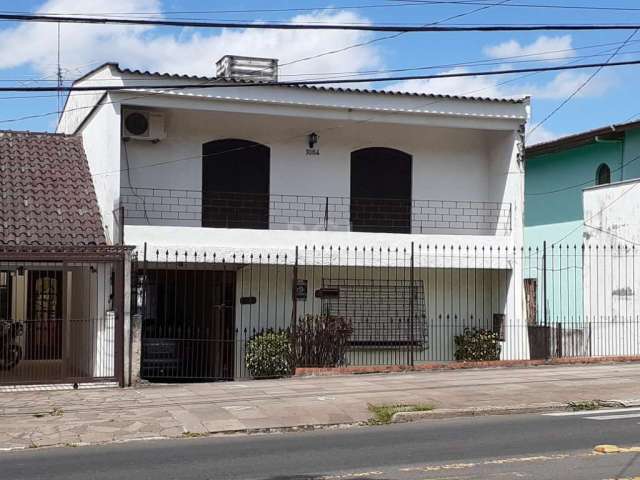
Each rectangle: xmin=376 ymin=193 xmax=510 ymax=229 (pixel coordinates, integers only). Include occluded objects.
xmin=3 ymin=410 xmax=640 ymax=480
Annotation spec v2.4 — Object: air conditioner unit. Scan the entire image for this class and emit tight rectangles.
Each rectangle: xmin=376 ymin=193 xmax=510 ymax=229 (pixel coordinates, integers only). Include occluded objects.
xmin=122 ymin=109 xmax=166 ymax=141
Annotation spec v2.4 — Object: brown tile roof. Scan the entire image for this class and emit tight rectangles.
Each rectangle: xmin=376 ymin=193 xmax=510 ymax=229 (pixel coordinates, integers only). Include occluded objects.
xmin=0 ymin=131 xmax=105 ymax=246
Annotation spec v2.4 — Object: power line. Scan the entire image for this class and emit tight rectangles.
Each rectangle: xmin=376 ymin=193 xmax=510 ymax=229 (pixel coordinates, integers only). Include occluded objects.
xmin=252 ymin=0 xmax=511 ymax=70
xmin=0 ymin=39 xmax=623 ymax=145
xmin=1 ymin=58 xmax=640 ymax=93
xmin=0 ymin=3 xmax=443 ymax=17
xmin=385 ymin=0 xmax=640 ymax=13
xmin=552 ymin=180 xmax=640 ymax=246
xmin=4 ymin=13 xmax=640 ymax=32
xmin=528 ymin=29 xmax=640 ymax=139
xmin=584 ymin=224 xmax=640 ymax=247
xmin=10 ymin=47 xmax=568 ymax=182
xmin=551 ymin=182 xmax=640 ymax=245
xmin=5 ymin=1 xmax=640 ymax=16
xmin=2 ymin=36 xmax=637 ymax=84
xmin=83 ymin=55 xmax=587 ymax=180
xmin=0 ymin=37 xmax=562 ymax=124
xmin=526 ymin=151 xmax=640 ymax=197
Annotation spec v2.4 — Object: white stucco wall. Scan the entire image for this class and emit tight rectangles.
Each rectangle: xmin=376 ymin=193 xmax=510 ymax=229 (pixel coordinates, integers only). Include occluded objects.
xmin=583 ymin=179 xmax=640 ymax=356
xmin=121 ymin=108 xmax=498 ymax=197
xmin=63 ymin=66 xmax=531 ymax=369
xmin=66 ymin=264 xmax=114 ymax=377
xmin=57 ymin=65 xmax=123 ymax=135
xmin=75 ymin=96 xmax=122 ymax=243
xmin=61 ymin=65 xmax=527 ymax=249
xmin=119 ymin=106 xmax=522 ymax=241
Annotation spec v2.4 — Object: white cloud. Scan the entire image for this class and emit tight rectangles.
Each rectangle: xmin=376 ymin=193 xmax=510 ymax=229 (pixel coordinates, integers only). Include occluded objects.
xmin=387 ymin=67 xmax=509 ymax=99
xmin=483 ymin=35 xmax=574 ymax=61
xmin=389 ymin=35 xmax=614 ymax=101
xmin=0 ymin=0 xmax=382 ymax=80
xmin=388 ymin=65 xmax=615 ymax=102
xmin=516 ymin=70 xmax=616 ymax=100
xmin=525 ymin=124 xmax=561 ymax=146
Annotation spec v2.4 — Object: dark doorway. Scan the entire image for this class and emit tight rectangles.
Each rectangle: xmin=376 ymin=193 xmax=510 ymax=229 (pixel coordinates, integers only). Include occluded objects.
xmin=350 ymin=147 xmax=412 ymax=233
xmin=202 ymin=139 xmax=270 ymax=229
xmin=141 ymin=268 xmax=236 ymax=381
xmin=26 ymin=270 xmax=63 ymax=360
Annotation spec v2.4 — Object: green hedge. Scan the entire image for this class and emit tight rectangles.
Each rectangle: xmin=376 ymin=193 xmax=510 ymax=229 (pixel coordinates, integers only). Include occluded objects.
xmin=454 ymin=327 xmax=501 ymax=361
xmin=245 ymin=330 xmax=293 ymax=378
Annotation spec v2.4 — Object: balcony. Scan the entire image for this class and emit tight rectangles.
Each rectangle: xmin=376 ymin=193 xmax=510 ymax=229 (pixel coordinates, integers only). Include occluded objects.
xmin=120 ymin=187 xmax=512 ymax=236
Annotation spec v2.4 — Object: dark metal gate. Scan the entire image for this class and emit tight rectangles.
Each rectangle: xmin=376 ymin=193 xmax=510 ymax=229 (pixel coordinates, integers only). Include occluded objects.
xmin=0 ymin=246 xmax=127 ymax=386
xmin=136 ymin=256 xmax=236 ymax=382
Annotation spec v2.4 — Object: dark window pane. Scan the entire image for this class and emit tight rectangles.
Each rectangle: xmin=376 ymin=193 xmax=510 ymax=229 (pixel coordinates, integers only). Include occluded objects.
xmin=350 ymin=147 xmax=412 ymax=233
xmin=596 ymin=163 xmax=611 ymax=185
xmin=202 ymin=139 xmax=270 ymax=229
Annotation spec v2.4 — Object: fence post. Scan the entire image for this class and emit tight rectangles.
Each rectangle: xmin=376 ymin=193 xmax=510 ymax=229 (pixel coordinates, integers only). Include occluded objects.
xmin=114 ymin=251 xmax=126 ymax=387
xmin=543 ymin=240 xmax=549 ymax=359
xmin=556 ymin=322 xmax=563 ymax=358
xmin=324 ymin=197 xmax=329 ymax=231
xmin=119 ymin=205 xmax=125 ymax=245
xmin=292 ymin=245 xmax=299 ymax=328
xmin=409 ymin=241 xmax=415 ymax=367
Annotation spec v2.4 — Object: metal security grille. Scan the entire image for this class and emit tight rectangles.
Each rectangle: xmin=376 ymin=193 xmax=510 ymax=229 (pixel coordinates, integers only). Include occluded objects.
xmin=0 ymin=246 xmax=126 ymax=387
xmin=321 ymin=279 xmax=427 ymax=346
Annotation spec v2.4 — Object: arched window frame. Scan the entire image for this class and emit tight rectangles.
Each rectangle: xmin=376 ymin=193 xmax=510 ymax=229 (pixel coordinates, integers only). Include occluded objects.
xmin=596 ymin=163 xmax=611 ymax=186
xmin=350 ymin=147 xmax=413 ymax=234
xmin=201 ymin=138 xmax=270 ymax=229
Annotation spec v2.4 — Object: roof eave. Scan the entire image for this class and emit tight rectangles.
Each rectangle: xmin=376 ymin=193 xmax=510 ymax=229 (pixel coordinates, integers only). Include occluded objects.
xmin=526 ymin=120 xmax=640 ymax=157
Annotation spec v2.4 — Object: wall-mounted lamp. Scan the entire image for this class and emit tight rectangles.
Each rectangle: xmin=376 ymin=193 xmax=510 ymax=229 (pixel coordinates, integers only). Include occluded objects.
xmin=308 ymin=132 xmax=319 ymax=149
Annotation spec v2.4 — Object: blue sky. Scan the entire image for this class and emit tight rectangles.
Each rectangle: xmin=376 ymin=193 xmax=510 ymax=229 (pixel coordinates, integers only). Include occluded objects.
xmin=1 ymin=0 xmax=639 ymax=143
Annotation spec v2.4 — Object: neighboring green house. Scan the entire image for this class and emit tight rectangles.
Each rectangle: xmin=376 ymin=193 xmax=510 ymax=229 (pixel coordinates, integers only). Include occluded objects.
xmin=524 ymin=121 xmax=640 ymax=329
xmin=525 ymin=120 xmax=640 ymax=248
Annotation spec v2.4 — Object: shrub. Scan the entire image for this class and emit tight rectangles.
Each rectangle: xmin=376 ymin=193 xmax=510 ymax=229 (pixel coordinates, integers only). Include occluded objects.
xmin=454 ymin=327 xmax=501 ymax=361
xmin=245 ymin=330 xmax=293 ymax=378
xmin=291 ymin=314 xmax=353 ymax=368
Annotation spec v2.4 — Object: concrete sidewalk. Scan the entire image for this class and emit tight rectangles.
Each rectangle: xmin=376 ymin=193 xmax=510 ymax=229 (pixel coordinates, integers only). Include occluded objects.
xmin=1 ymin=363 xmax=640 ymax=450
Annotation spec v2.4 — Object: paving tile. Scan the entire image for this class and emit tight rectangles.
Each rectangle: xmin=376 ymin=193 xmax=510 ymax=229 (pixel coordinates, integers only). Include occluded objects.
xmin=2 ymin=364 xmax=640 ymax=450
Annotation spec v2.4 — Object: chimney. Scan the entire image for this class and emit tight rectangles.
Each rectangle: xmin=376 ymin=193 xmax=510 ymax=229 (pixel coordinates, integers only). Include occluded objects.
xmin=216 ymin=55 xmax=278 ymax=83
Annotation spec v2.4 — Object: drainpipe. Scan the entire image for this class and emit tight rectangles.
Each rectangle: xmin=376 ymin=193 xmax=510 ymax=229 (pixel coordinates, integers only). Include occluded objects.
xmin=595 ymin=132 xmax=624 ymax=180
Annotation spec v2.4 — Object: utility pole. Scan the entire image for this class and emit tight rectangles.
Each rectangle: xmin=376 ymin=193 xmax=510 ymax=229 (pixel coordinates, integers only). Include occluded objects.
xmin=57 ymin=22 xmax=62 ymax=122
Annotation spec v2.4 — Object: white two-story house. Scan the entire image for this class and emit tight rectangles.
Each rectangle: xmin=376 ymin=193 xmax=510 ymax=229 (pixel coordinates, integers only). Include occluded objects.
xmin=58 ymin=56 xmax=530 ymax=381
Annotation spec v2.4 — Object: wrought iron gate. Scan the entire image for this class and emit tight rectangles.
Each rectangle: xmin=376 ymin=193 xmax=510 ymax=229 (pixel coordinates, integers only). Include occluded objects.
xmin=0 ymin=246 xmax=126 ymax=386
xmin=137 ymin=260 xmax=236 ymax=381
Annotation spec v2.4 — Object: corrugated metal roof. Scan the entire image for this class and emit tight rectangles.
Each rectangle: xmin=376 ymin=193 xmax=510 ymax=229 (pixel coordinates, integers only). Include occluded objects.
xmin=0 ymin=131 xmax=106 ymax=246
xmin=76 ymin=62 xmax=527 ymax=104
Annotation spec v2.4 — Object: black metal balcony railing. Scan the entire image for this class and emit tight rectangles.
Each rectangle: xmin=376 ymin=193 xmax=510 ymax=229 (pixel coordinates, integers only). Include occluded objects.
xmin=121 ymin=187 xmax=512 ymax=235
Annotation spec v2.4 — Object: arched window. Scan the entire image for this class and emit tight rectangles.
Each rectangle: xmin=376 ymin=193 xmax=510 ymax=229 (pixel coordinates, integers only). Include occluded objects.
xmin=596 ymin=163 xmax=611 ymax=186
xmin=202 ymin=139 xmax=270 ymax=229
xmin=350 ymin=147 xmax=412 ymax=233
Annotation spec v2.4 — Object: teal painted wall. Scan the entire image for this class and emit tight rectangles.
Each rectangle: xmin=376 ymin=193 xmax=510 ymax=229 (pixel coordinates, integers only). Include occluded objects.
xmin=523 ymin=130 xmax=640 ymax=325
xmin=622 ymin=129 xmax=640 ymax=179
xmin=524 ymin=141 xmax=624 ymax=249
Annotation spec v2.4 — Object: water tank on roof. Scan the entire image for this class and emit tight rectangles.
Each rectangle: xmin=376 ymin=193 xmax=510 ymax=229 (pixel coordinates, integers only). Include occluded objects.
xmin=215 ymin=55 xmax=278 ymax=83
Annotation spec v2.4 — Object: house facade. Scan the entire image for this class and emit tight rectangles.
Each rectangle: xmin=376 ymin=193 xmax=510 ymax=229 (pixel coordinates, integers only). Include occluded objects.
xmin=0 ymin=131 xmax=130 ymax=387
xmin=525 ymin=120 xmax=640 ymax=247
xmin=524 ymin=122 xmax=640 ymax=358
xmin=57 ymin=58 xmax=530 ymax=380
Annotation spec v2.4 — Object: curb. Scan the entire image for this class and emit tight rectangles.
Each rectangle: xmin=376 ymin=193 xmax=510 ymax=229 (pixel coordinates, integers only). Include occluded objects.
xmin=391 ymin=402 xmax=568 ymax=422
xmin=296 ymin=356 xmax=640 ymax=377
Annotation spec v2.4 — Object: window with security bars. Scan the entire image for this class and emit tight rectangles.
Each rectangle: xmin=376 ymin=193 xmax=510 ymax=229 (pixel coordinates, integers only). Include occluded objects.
xmin=321 ymin=279 xmax=427 ymax=347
